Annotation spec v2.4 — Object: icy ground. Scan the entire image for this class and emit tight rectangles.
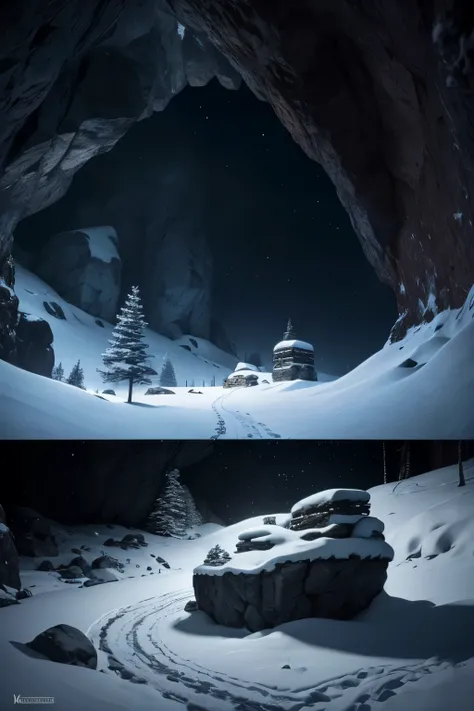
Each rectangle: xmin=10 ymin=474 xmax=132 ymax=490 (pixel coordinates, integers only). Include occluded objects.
xmin=1 ymin=461 xmax=474 ymax=711
xmin=0 ymin=265 xmax=473 ymax=438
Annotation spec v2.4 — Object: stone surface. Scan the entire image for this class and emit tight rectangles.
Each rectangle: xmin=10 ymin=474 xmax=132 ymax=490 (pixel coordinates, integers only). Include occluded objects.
xmin=27 ymin=624 xmax=98 ymax=669
xmin=0 ymin=505 xmax=21 ymax=590
xmin=7 ymin=507 xmax=58 ymax=558
xmin=36 ymin=227 xmax=121 ymax=321
xmin=15 ymin=312 xmax=54 ymax=377
xmin=193 ymin=557 xmax=389 ymax=631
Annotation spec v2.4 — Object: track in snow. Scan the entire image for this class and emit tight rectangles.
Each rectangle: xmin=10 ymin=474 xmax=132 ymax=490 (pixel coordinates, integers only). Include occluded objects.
xmin=211 ymin=389 xmax=281 ymax=440
xmin=88 ymin=590 xmax=458 ymax=711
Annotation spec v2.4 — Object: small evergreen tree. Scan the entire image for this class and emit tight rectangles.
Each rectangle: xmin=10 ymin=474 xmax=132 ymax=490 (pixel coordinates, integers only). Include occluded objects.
xmin=97 ymin=286 xmax=154 ymax=403
xmin=203 ymin=544 xmax=231 ymax=567
xmin=283 ymin=318 xmax=296 ymax=340
xmin=182 ymin=485 xmax=203 ymax=528
xmin=66 ymin=360 xmax=85 ymax=389
xmin=160 ymin=356 xmax=177 ymax=388
xmin=52 ymin=362 xmax=65 ymax=381
xmin=145 ymin=469 xmax=188 ymax=537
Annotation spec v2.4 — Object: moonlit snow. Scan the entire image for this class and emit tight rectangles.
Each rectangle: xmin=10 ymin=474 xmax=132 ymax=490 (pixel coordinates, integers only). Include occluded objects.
xmin=0 ymin=265 xmax=473 ymax=438
xmin=1 ymin=461 xmax=473 ymax=711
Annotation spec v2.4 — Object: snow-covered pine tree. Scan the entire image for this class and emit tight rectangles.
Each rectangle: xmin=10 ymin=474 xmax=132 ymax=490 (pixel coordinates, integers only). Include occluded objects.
xmin=160 ymin=356 xmax=177 ymax=388
xmin=66 ymin=360 xmax=85 ymax=389
xmin=182 ymin=484 xmax=203 ymax=529
xmin=97 ymin=285 xmax=154 ymax=403
xmin=52 ymin=362 xmax=65 ymax=381
xmin=203 ymin=544 xmax=231 ymax=566
xmin=145 ymin=469 xmax=188 ymax=537
xmin=283 ymin=318 xmax=296 ymax=340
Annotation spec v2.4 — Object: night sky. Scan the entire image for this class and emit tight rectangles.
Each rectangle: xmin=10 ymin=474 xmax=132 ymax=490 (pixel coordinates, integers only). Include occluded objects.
xmin=16 ymin=80 xmax=398 ymax=374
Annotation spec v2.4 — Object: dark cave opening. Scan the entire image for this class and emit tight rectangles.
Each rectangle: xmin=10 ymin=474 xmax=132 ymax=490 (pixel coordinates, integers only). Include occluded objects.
xmin=13 ymin=80 xmax=397 ymax=375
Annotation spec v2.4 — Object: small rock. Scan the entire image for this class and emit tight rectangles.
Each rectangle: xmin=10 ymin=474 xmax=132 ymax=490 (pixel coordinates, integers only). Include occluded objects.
xmin=184 ymin=600 xmax=198 ymax=612
xmin=103 ymin=538 xmax=117 ymax=547
xmin=37 ymin=560 xmax=55 ymax=572
xmin=59 ymin=566 xmax=84 ymax=579
xmin=91 ymin=555 xmax=122 ymax=571
xmin=282 ymin=664 xmax=291 ymax=670
xmin=16 ymin=589 xmax=33 ymax=600
xmin=147 ymin=566 xmax=152 ymax=571
xmin=69 ymin=556 xmax=92 ymax=576
xmin=71 ymin=548 xmax=82 ymax=555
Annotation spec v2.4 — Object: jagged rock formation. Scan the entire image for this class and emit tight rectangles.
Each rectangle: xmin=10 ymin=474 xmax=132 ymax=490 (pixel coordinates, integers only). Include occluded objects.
xmin=170 ymin=0 xmax=474 ymax=338
xmin=36 ymin=227 xmax=122 ymax=321
xmin=1 ymin=1 xmax=474 ymax=357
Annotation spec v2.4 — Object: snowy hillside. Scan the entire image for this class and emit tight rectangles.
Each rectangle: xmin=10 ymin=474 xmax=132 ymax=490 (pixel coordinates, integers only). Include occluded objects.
xmin=0 ymin=266 xmax=473 ymax=438
xmin=0 ymin=461 xmax=473 ymax=711
xmin=15 ymin=264 xmax=237 ymax=391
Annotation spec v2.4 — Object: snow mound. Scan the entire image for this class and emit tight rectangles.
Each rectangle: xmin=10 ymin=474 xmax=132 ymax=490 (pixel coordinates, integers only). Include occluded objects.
xmin=195 ymin=525 xmax=394 ymax=576
xmin=234 ymin=362 xmax=259 ymax=372
xmin=273 ymin=339 xmax=314 ymax=351
xmin=291 ymin=488 xmax=370 ymax=514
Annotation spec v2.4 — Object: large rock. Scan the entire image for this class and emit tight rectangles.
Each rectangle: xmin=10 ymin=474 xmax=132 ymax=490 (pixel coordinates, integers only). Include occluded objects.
xmin=0 ymin=504 xmax=21 ymax=590
xmin=193 ymin=557 xmax=390 ymax=631
xmin=26 ymin=624 xmax=97 ymax=669
xmin=7 ymin=507 xmax=58 ymax=557
xmin=36 ymin=227 xmax=121 ymax=321
xmin=15 ymin=312 xmax=54 ymax=377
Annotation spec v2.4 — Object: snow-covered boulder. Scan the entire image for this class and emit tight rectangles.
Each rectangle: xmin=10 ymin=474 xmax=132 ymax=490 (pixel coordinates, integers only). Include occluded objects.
xmin=193 ymin=534 xmax=393 ymax=631
xmin=15 ymin=312 xmax=54 ymax=377
xmin=193 ymin=489 xmax=392 ymax=631
xmin=36 ymin=226 xmax=121 ymax=321
xmin=26 ymin=624 xmax=97 ymax=669
xmin=0 ymin=505 xmax=21 ymax=591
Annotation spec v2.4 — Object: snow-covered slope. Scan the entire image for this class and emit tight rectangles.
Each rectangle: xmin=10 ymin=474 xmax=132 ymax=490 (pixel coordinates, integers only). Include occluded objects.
xmin=0 ymin=461 xmax=473 ymax=711
xmin=15 ymin=264 xmax=237 ymax=391
xmin=0 ymin=266 xmax=473 ymax=438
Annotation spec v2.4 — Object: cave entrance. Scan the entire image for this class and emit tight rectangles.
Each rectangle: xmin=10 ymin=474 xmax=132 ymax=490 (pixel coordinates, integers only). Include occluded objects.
xmin=14 ymin=80 xmax=397 ymax=376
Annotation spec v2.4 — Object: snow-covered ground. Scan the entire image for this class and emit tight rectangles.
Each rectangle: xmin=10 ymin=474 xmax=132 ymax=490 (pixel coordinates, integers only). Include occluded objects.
xmin=0 ymin=265 xmax=473 ymax=438
xmin=0 ymin=461 xmax=473 ymax=711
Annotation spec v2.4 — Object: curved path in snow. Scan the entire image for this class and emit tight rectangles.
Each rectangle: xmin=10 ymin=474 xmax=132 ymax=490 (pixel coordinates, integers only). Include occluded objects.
xmin=211 ymin=388 xmax=282 ymax=440
xmin=87 ymin=588 xmax=456 ymax=711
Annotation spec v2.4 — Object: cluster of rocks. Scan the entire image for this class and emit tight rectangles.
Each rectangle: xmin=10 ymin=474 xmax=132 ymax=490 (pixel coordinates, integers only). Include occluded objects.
xmin=103 ymin=532 xmax=148 ymax=550
xmin=192 ymin=489 xmax=393 ymax=632
xmin=223 ymin=373 xmax=259 ymax=388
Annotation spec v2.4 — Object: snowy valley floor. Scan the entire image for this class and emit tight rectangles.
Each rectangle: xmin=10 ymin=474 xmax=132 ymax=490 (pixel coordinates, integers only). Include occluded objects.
xmin=1 ymin=266 xmax=474 ymax=438
xmin=1 ymin=461 xmax=474 ymax=711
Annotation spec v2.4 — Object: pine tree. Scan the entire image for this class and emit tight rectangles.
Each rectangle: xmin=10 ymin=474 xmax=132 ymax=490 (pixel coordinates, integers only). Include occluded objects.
xmin=52 ymin=362 xmax=65 ymax=381
xmin=66 ymin=360 xmax=85 ymax=389
xmin=203 ymin=544 xmax=231 ymax=567
xmin=283 ymin=318 xmax=296 ymax=340
xmin=97 ymin=286 xmax=154 ymax=403
xmin=160 ymin=356 xmax=177 ymax=388
xmin=145 ymin=469 xmax=188 ymax=537
xmin=182 ymin=485 xmax=203 ymax=528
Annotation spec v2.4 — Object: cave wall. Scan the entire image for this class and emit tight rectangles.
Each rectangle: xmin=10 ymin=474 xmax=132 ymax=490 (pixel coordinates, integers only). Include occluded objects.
xmin=170 ymin=0 xmax=474 ymax=337
xmin=1 ymin=0 xmax=474 ymax=359
xmin=0 ymin=0 xmax=240 ymax=359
